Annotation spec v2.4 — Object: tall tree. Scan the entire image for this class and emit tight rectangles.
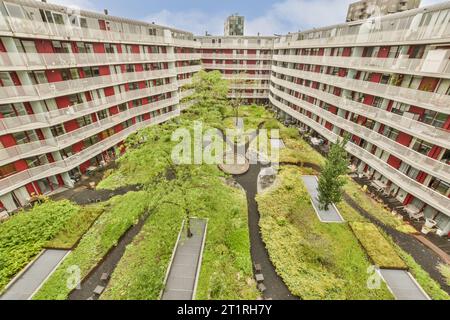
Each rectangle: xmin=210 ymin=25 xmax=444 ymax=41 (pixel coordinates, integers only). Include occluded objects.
xmin=317 ymin=136 xmax=350 ymax=210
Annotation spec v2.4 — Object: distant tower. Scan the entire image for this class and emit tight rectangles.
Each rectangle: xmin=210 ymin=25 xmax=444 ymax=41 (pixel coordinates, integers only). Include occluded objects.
xmin=224 ymin=14 xmax=244 ymax=36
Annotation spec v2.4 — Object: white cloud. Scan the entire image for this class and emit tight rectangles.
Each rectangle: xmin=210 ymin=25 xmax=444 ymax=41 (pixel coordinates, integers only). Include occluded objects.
xmin=144 ymin=9 xmax=227 ymax=35
xmin=45 ymin=0 xmax=97 ymax=11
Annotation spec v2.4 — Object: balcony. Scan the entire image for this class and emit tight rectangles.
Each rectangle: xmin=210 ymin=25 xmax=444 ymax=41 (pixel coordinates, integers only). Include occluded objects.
xmin=201 ymin=53 xmax=273 ymax=60
xmin=271 ymin=76 xmax=450 ymax=149
xmin=270 ymin=87 xmax=450 ymax=183
xmin=222 ymin=74 xmax=271 ymax=80
xmin=272 ymin=54 xmax=450 ymax=78
xmin=0 ymin=110 xmax=180 ymax=197
xmin=228 ymin=92 xmax=269 ymax=99
xmin=269 ymin=95 xmax=450 ymax=218
xmin=175 ymin=53 xmax=202 ymax=61
xmin=274 ymin=24 xmax=450 ymax=49
xmin=0 ymin=83 xmax=178 ymax=134
xmin=0 ymin=68 xmax=177 ymax=104
xmin=176 ymin=65 xmax=202 ymax=74
xmin=203 ymin=63 xmax=272 ymax=71
xmin=0 ymin=97 xmax=179 ymax=167
xmin=0 ymin=15 xmax=192 ymax=47
xmin=0 ymin=52 xmax=175 ymax=72
xmin=272 ymin=65 xmax=450 ymax=114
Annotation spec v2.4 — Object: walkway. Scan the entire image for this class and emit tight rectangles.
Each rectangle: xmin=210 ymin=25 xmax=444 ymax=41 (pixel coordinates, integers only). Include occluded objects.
xmin=301 ymin=176 xmax=345 ymax=223
xmin=161 ymin=218 xmax=207 ymax=300
xmin=0 ymin=249 xmax=69 ymax=300
xmin=234 ymin=164 xmax=298 ymax=300
xmin=380 ymin=269 xmax=430 ymax=300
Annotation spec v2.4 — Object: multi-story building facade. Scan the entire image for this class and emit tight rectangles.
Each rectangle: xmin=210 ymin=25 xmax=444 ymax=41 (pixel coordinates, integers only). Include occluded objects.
xmin=224 ymin=14 xmax=244 ymax=36
xmin=271 ymin=3 xmax=450 ymax=234
xmin=346 ymin=0 xmax=421 ymax=22
xmin=195 ymin=36 xmax=274 ymax=104
xmin=0 ymin=0 xmax=201 ymax=212
xmin=0 ymin=0 xmax=449 ymax=235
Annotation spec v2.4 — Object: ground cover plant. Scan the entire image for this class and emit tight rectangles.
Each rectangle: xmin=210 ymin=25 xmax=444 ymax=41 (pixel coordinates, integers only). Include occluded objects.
xmin=0 ymin=200 xmax=79 ymax=292
xmin=256 ymin=166 xmax=393 ymax=300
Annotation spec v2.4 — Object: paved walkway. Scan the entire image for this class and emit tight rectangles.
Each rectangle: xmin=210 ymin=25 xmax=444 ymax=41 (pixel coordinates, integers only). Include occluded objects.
xmin=1 ymin=249 xmax=69 ymax=300
xmin=161 ymin=218 xmax=207 ymax=300
xmin=379 ymin=269 xmax=430 ymax=300
xmin=301 ymin=176 xmax=345 ymax=223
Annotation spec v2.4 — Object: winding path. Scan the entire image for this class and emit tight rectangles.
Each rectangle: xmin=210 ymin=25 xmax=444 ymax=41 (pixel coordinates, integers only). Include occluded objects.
xmin=234 ymin=164 xmax=297 ymax=300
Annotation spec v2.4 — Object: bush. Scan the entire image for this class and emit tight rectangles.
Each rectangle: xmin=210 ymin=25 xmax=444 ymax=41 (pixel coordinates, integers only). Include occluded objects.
xmin=349 ymin=222 xmax=407 ymax=269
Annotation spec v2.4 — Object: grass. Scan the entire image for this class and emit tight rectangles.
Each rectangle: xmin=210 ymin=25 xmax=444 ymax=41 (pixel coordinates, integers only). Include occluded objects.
xmin=45 ymin=205 xmax=105 ymax=250
xmin=438 ymin=264 xmax=450 ymax=286
xmin=256 ymin=166 xmax=393 ymax=300
xmin=0 ymin=200 xmax=80 ymax=293
xmin=337 ymin=187 xmax=449 ymax=300
xmin=100 ymin=170 xmax=258 ymax=300
xmin=343 ymin=179 xmax=415 ymax=233
xmin=33 ymin=192 xmax=149 ymax=300
xmin=100 ymin=201 xmax=184 ymax=300
xmin=349 ymin=222 xmax=407 ymax=270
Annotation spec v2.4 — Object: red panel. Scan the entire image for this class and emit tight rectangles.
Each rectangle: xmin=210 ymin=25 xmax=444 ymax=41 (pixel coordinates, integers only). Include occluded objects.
xmin=98 ymin=20 xmax=107 ymax=30
xmin=444 ymin=115 xmax=450 ymax=130
xmin=14 ymin=160 xmax=28 ymax=172
xmin=0 ymin=134 xmax=16 ymax=148
xmin=370 ymin=73 xmax=381 ymax=83
xmin=93 ymin=43 xmax=105 ymax=53
xmin=64 ymin=120 xmax=79 ymax=133
xmin=99 ymin=66 xmax=110 ymax=76
xmin=34 ymin=40 xmax=54 ymax=53
xmin=342 ymin=47 xmax=352 ymax=57
xmin=428 ymin=146 xmax=442 ymax=160
xmin=80 ymin=160 xmax=91 ymax=173
xmin=396 ymin=132 xmax=412 ymax=147
xmin=72 ymin=141 xmax=84 ymax=153
xmin=387 ymin=155 xmax=401 ymax=169
xmin=45 ymin=70 xmax=62 ymax=83
xmin=0 ymin=39 xmax=6 ymax=52
xmin=55 ymin=96 xmax=71 ymax=109
xmin=104 ymin=86 xmax=115 ymax=97
xmin=377 ymin=47 xmax=390 ymax=58
xmin=109 ymin=106 xmax=119 ymax=115
xmin=131 ymin=45 xmax=140 ymax=54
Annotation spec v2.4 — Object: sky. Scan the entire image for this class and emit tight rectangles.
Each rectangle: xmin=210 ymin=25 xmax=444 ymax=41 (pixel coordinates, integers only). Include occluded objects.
xmin=46 ymin=0 xmax=445 ymax=36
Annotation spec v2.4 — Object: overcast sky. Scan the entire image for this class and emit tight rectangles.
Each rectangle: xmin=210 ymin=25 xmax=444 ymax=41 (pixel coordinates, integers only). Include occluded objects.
xmin=45 ymin=0 xmax=446 ymax=36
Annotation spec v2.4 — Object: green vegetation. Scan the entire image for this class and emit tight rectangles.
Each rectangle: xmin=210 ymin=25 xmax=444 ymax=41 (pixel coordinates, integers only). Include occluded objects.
xmin=343 ymin=178 xmax=414 ymax=232
xmin=256 ymin=166 xmax=393 ymax=300
xmin=98 ymin=71 xmax=258 ymax=299
xmin=33 ymin=192 xmax=149 ymax=300
xmin=46 ymin=205 xmax=105 ymax=249
xmin=392 ymin=241 xmax=450 ymax=300
xmin=0 ymin=200 xmax=80 ymax=292
xmin=349 ymin=222 xmax=407 ymax=269
xmin=438 ymin=264 xmax=450 ymax=286
xmin=318 ymin=137 xmax=349 ymax=210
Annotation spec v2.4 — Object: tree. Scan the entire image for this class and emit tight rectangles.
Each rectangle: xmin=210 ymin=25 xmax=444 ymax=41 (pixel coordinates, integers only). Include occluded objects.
xmin=229 ymin=71 xmax=248 ymax=122
xmin=317 ymin=136 xmax=350 ymax=210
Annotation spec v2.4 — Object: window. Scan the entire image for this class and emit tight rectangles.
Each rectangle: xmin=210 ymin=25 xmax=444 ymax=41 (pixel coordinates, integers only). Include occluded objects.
xmin=51 ymin=124 xmax=65 ymax=137
xmin=423 ymin=111 xmax=447 ymax=128
xmin=411 ymin=139 xmax=433 ymax=155
xmin=0 ymin=163 xmax=17 ymax=179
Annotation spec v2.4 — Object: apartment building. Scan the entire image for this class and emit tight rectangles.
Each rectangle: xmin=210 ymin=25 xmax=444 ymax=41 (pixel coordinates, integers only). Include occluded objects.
xmin=195 ymin=36 xmax=274 ymax=104
xmin=0 ymin=0 xmax=449 ymax=236
xmin=224 ymin=14 xmax=244 ymax=36
xmin=271 ymin=3 xmax=450 ymax=234
xmin=0 ymin=0 xmax=201 ymax=212
xmin=346 ymin=0 xmax=421 ymax=22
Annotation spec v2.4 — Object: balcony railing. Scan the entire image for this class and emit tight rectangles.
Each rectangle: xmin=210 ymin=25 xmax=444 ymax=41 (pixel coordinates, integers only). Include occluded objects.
xmin=269 ymin=95 xmax=450 ymax=217
xmin=0 ymin=97 xmax=179 ymax=166
xmin=0 ymin=52 xmax=175 ymax=71
xmin=0 ymin=83 xmax=178 ymax=134
xmin=176 ymin=65 xmax=202 ymax=74
xmin=203 ymin=63 xmax=272 ymax=71
xmin=0 ymin=110 xmax=180 ymax=197
xmin=201 ymin=53 xmax=273 ymax=60
xmin=274 ymin=24 xmax=450 ymax=49
xmin=272 ymin=54 xmax=450 ymax=78
xmin=228 ymin=92 xmax=269 ymax=99
xmin=0 ymin=68 xmax=177 ymax=104
xmin=272 ymin=65 xmax=450 ymax=114
xmin=0 ymin=15 xmax=198 ymax=48
xmin=271 ymin=87 xmax=450 ymax=182
xmin=222 ymin=74 xmax=271 ymax=80
xmin=271 ymin=76 xmax=450 ymax=149
xmin=175 ymin=53 xmax=202 ymax=61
